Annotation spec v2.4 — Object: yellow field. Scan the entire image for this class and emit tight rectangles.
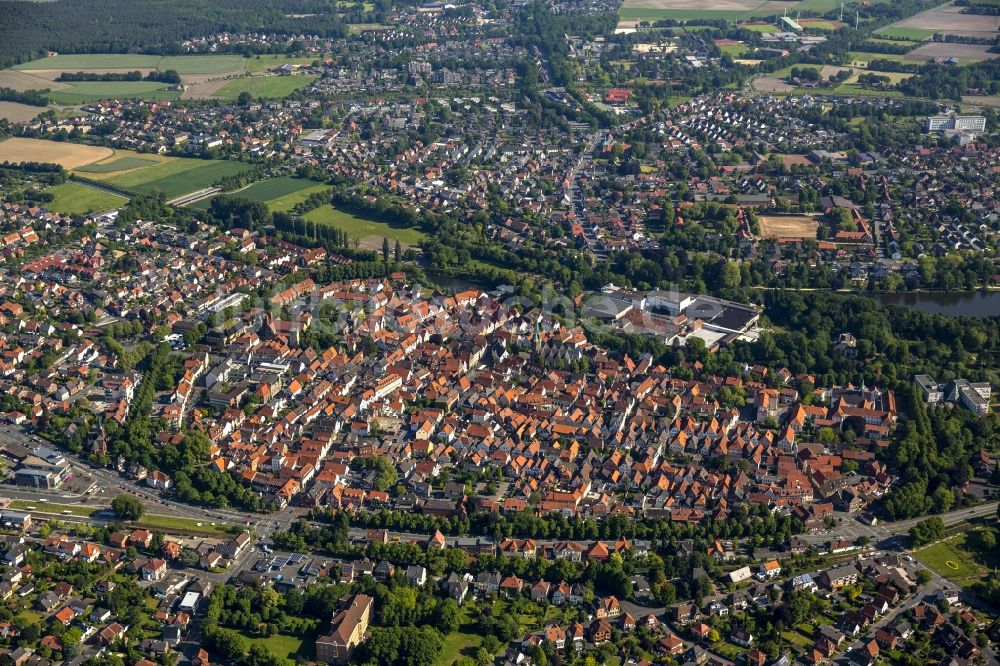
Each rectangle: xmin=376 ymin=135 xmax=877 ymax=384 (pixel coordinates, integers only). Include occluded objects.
xmin=0 ymin=138 xmax=112 ymax=168
xmin=759 ymin=215 xmax=819 ymax=238
xmin=0 ymin=102 xmax=44 ymax=123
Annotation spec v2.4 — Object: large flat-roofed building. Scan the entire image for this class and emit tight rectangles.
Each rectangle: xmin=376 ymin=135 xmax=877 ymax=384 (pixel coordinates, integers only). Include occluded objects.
xmin=926 ymin=114 xmax=986 ymax=134
xmin=914 ymin=374 xmax=943 ymax=404
xmin=914 ymin=374 xmax=990 ymax=414
xmin=315 ymin=594 xmax=373 ymax=664
xmin=0 ymin=510 xmax=31 ymax=531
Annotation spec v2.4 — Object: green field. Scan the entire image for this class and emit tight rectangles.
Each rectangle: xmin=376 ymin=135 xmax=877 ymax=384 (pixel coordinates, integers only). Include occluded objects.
xmin=238 ymin=631 xmax=309 ymax=660
xmin=46 ymin=81 xmax=181 ymax=104
xmin=304 ymin=204 xmax=427 ymax=248
xmin=98 ymin=158 xmax=252 ymax=199
xmin=848 ymin=52 xmax=908 ymax=66
xmin=76 ymin=156 xmax=159 ymax=173
xmin=799 ymin=19 xmax=842 ymax=30
xmin=914 ymin=531 xmax=1000 ymax=589
xmin=192 ymin=176 xmax=327 ymax=211
xmin=136 ymin=513 xmax=234 ymax=536
xmin=875 ymin=27 xmax=935 ymax=41
xmin=717 ymin=43 xmax=750 ymax=57
xmin=156 ymin=55 xmax=247 ymax=74
xmin=741 ymin=22 xmax=777 ymax=33
xmin=9 ymin=499 xmax=99 ymax=517
xmin=619 ymin=7 xmax=748 ymax=20
xmin=44 ymin=181 xmax=127 ymax=215
xmin=14 ymin=54 xmax=162 ymax=70
xmin=14 ymin=53 xmax=245 ymax=74
xmin=245 ymin=54 xmax=321 ymax=73
xmin=215 ymin=75 xmax=317 ymax=100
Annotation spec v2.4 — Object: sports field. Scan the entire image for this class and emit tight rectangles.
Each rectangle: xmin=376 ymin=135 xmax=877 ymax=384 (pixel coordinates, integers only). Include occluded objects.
xmin=214 ymin=75 xmax=317 ymax=100
xmin=758 ymin=215 xmax=819 ymax=238
xmin=92 ymin=158 xmax=252 ymax=199
xmin=304 ymin=204 xmax=427 ymax=249
xmin=0 ymin=138 xmax=112 ymax=168
xmin=45 ymin=181 xmax=127 ymax=215
xmin=191 ymin=176 xmax=328 ymax=211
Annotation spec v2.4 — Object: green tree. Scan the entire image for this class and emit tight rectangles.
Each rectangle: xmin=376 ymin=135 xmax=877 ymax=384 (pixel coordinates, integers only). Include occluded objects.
xmin=111 ymin=494 xmax=144 ymax=520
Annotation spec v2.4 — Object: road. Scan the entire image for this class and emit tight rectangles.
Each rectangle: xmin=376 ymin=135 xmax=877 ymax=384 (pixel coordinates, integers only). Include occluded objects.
xmin=4 ymin=425 xmax=999 ymax=579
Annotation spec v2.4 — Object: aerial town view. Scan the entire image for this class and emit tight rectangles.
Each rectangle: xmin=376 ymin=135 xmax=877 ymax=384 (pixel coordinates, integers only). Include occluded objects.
xmin=0 ymin=0 xmax=998 ymax=665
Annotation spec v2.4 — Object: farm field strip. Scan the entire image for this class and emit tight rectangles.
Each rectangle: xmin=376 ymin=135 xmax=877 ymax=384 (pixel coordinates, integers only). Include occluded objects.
xmin=94 ymin=158 xmax=252 ymax=199
xmin=0 ymin=137 xmax=112 ymax=168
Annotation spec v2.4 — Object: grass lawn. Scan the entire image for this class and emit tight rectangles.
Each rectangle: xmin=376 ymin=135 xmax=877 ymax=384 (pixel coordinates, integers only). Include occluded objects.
xmin=267 ymin=182 xmax=331 ymax=212
xmin=913 ymin=531 xmax=1000 ymax=588
xmin=76 ymin=156 xmax=159 ymax=173
xmin=214 ymin=75 xmax=317 ymax=100
xmin=44 ymin=181 xmax=127 ymax=215
xmin=15 ymin=611 xmax=41 ymax=626
xmin=304 ymin=204 xmax=427 ymax=248
xmin=238 ymin=631 xmax=309 ymax=660
xmin=875 ymin=27 xmax=935 ymax=41
xmin=136 ymin=513 xmax=234 ymax=536
xmin=193 ymin=176 xmax=327 ymax=211
xmin=245 ymin=54 xmax=321 ymax=73
xmin=9 ymin=499 xmax=98 ymax=517
xmin=436 ymin=630 xmax=483 ymax=666
xmin=46 ymin=81 xmax=181 ymax=104
xmin=98 ymin=158 xmax=251 ymax=199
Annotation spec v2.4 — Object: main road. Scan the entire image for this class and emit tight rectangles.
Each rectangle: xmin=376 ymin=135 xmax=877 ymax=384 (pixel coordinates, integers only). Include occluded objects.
xmin=5 ymin=426 xmax=996 ymax=552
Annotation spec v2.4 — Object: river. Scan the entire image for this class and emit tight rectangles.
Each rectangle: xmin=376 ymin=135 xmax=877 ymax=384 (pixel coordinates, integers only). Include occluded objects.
xmin=870 ymin=291 xmax=1000 ymax=318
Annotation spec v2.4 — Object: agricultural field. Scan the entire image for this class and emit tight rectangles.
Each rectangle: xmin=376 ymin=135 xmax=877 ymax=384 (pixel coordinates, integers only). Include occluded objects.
xmin=914 ymin=531 xmax=1000 ymax=589
xmin=214 ymin=75 xmax=317 ymax=100
xmin=5 ymin=53 xmax=249 ymax=105
xmin=191 ymin=176 xmax=327 ymax=211
xmin=0 ymin=138 xmax=112 ymax=168
xmin=847 ymin=52 xmax=908 ymax=66
xmin=13 ymin=54 xmax=163 ymax=70
xmin=44 ymin=181 xmax=127 ymax=215
xmin=0 ymin=69 xmax=69 ymax=92
xmin=90 ymin=158 xmax=252 ymax=199
xmin=76 ymin=155 xmax=160 ymax=173
xmin=905 ymin=42 xmax=999 ymax=64
xmin=758 ymin=215 xmax=819 ymax=239
xmin=0 ymin=101 xmax=44 ymax=122
xmin=879 ymin=2 xmax=1000 ymax=40
xmin=304 ymin=204 xmax=428 ymax=249
xmin=13 ymin=53 xmax=245 ymax=75
xmin=45 ymin=81 xmax=182 ymax=104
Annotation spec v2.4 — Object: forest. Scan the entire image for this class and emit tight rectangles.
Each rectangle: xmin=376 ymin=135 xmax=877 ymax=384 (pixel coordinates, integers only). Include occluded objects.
xmin=0 ymin=0 xmax=347 ymax=69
